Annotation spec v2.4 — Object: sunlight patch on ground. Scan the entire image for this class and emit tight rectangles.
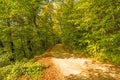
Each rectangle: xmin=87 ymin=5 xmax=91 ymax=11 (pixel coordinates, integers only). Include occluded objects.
xmin=52 ymin=57 xmax=115 ymax=77
xmin=52 ymin=58 xmax=93 ymax=76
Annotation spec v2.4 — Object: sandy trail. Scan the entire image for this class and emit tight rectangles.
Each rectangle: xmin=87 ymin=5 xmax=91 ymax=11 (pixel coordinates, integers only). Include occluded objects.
xmin=37 ymin=44 xmax=120 ymax=80
xmin=52 ymin=58 xmax=92 ymax=76
xmin=52 ymin=57 xmax=120 ymax=80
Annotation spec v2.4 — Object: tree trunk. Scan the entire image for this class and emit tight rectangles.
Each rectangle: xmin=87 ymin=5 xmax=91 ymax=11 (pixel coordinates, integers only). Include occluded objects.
xmin=7 ymin=19 xmax=15 ymax=61
xmin=0 ymin=40 xmax=4 ymax=48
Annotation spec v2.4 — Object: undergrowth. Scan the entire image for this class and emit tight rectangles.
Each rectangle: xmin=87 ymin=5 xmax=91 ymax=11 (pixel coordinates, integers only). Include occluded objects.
xmin=0 ymin=54 xmax=44 ymax=80
xmin=75 ymin=51 xmax=120 ymax=65
xmin=93 ymin=53 xmax=120 ymax=65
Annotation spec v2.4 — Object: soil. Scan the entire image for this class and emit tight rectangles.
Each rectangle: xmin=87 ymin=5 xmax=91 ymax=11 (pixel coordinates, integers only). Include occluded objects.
xmin=36 ymin=44 xmax=120 ymax=80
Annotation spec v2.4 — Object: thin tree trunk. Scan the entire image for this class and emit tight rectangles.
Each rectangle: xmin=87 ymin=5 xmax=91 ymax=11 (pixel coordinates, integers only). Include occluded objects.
xmin=0 ymin=40 xmax=4 ymax=48
xmin=19 ymin=27 xmax=27 ymax=58
xmin=27 ymin=40 xmax=33 ymax=58
xmin=7 ymin=19 xmax=15 ymax=61
xmin=7 ymin=19 xmax=14 ymax=53
xmin=33 ymin=15 xmax=41 ymax=38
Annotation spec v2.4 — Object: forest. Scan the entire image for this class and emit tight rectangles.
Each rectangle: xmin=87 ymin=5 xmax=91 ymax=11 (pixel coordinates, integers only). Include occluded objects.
xmin=0 ymin=0 xmax=120 ymax=80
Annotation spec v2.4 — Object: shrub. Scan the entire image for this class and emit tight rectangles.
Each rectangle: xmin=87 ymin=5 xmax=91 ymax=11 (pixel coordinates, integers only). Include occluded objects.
xmin=0 ymin=61 xmax=44 ymax=80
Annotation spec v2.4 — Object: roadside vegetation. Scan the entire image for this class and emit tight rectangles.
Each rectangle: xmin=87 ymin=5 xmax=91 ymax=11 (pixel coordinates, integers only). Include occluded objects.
xmin=0 ymin=53 xmax=44 ymax=80
xmin=0 ymin=0 xmax=120 ymax=80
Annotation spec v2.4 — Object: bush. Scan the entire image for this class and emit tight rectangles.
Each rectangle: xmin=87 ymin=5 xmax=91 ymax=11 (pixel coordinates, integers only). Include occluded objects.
xmin=0 ymin=52 xmax=13 ymax=67
xmin=0 ymin=61 xmax=44 ymax=80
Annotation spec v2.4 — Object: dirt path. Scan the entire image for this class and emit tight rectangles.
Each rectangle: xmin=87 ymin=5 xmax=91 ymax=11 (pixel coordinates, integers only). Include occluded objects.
xmin=37 ymin=58 xmax=65 ymax=80
xmin=37 ymin=44 xmax=120 ymax=80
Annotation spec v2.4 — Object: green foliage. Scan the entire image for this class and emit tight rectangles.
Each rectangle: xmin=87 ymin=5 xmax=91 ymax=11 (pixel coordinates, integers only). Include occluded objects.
xmin=0 ymin=61 xmax=44 ymax=80
xmin=0 ymin=0 xmax=59 ymax=60
xmin=58 ymin=0 xmax=120 ymax=65
xmin=0 ymin=0 xmax=120 ymax=74
xmin=0 ymin=1 xmax=58 ymax=79
xmin=0 ymin=52 xmax=13 ymax=67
